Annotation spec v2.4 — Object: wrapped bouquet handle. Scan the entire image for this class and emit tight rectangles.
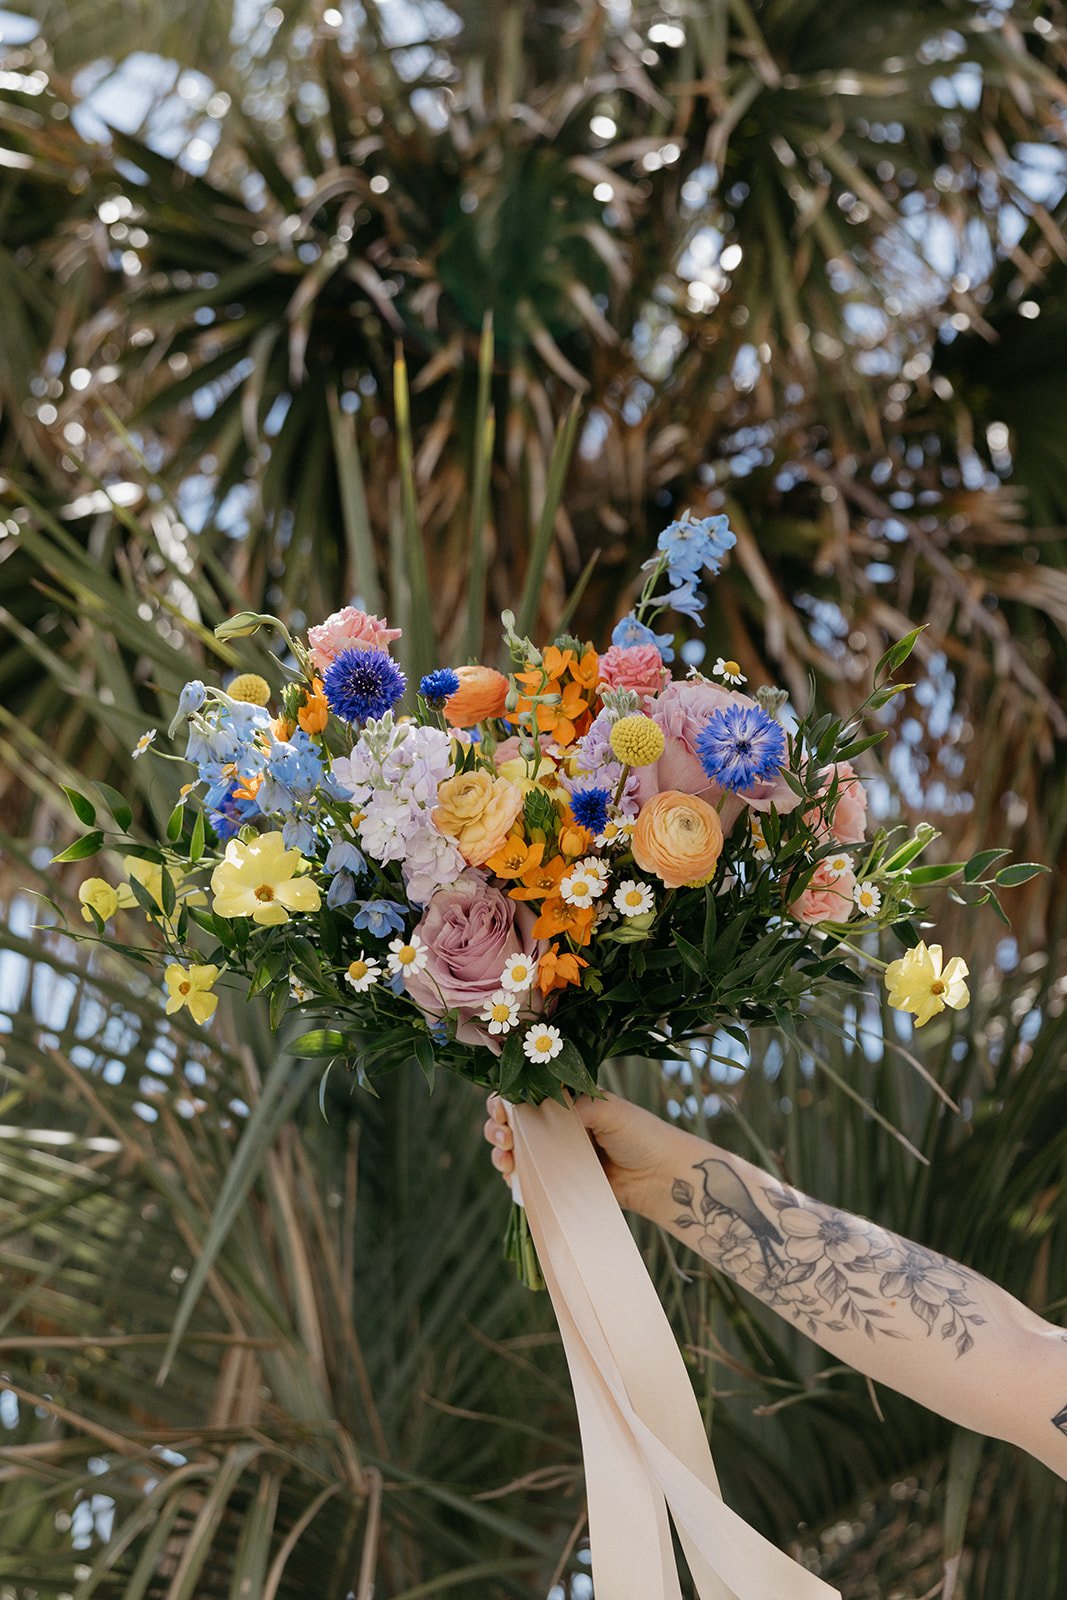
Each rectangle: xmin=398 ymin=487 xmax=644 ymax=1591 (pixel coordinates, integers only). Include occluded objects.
xmin=508 ymin=1097 xmax=839 ymax=1600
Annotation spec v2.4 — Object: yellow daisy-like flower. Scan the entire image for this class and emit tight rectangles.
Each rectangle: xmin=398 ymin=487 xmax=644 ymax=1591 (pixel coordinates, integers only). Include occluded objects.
xmin=164 ymin=962 xmax=220 ymax=1024
xmin=885 ymin=941 xmax=969 ymax=1028
xmin=609 ymin=714 xmax=665 ymax=768
xmin=79 ymin=877 xmax=120 ymax=924
xmin=227 ymin=673 xmax=272 ymax=706
xmin=210 ymin=832 xmax=322 ymax=925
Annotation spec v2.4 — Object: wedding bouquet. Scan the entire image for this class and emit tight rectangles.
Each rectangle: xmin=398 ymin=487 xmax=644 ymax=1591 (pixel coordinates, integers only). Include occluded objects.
xmin=60 ymin=513 xmax=1035 ymax=1282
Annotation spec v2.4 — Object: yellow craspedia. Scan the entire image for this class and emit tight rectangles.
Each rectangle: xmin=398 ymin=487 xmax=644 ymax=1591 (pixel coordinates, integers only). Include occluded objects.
xmin=227 ymin=673 xmax=272 ymax=706
xmin=609 ymin=714 xmax=665 ymax=768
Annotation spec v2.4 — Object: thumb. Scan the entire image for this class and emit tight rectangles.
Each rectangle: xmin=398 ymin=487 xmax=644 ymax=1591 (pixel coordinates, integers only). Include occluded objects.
xmin=572 ymin=1090 xmax=618 ymax=1137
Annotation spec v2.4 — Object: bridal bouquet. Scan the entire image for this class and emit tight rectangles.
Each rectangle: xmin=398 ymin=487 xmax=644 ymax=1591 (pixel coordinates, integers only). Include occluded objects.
xmin=60 ymin=514 xmax=1035 ymax=1279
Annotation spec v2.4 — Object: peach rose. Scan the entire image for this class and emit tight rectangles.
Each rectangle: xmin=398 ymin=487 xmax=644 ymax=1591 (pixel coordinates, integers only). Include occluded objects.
xmin=307 ymin=607 xmax=401 ymax=673
xmin=444 ymin=665 xmax=510 ymax=727
xmin=632 ymin=790 xmax=724 ymax=889
xmin=824 ymin=761 xmax=867 ymax=844
xmin=433 ymin=769 xmax=523 ymax=866
xmin=598 ymin=644 xmax=669 ymax=703
xmin=790 ymin=860 xmax=856 ymax=926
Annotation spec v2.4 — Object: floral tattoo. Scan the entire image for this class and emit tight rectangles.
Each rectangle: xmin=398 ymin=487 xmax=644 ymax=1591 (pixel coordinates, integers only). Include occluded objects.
xmin=671 ymin=1157 xmax=986 ymax=1357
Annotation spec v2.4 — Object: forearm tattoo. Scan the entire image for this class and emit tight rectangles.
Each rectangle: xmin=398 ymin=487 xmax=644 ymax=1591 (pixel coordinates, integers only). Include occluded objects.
xmin=671 ymin=1158 xmax=987 ymax=1357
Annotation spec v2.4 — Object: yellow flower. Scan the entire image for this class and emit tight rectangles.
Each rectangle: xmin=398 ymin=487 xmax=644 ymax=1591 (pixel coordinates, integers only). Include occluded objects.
xmin=79 ymin=878 xmax=120 ymax=924
xmin=433 ymin=770 xmax=523 ymax=866
xmin=885 ymin=942 xmax=969 ymax=1028
xmin=609 ymin=714 xmax=665 ymax=768
xmin=164 ymin=963 xmax=220 ymax=1024
xmin=115 ymin=859 xmax=206 ymax=932
xmin=210 ymin=832 xmax=322 ymax=925
xmin=227 ymin=673 xmax=272 ymax=706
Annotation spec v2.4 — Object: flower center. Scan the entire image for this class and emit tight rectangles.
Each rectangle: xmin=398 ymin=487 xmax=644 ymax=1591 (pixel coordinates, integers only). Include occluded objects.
xmin=255 ymin=884 xmax=275 ymax=901
xmin=625 ymin=891 xmax=642 ymax=906
xmin=723 ymin=660 xmax=740 ymax=676
xmin=534 ymin=1035 xmax=552 ymax=1053
xmin=179 ymin=981 xmax=191 ymax=995
xmin=350 ymin=960 xmax=368 ymax=980
xmin=397 ymin=945 xmax=416 ymax=965
xmin=570 ymin=881 xmax=590 ymax=899
xmin=930 ymin=979 xmax=945 ymax=995
xmin=734 ymin=739 xmax=751 ymax=755
xmin=491 ymin=1003 xmax=511 ymax=1022
xmin=509 ymin=964 xmax=528 ymax=981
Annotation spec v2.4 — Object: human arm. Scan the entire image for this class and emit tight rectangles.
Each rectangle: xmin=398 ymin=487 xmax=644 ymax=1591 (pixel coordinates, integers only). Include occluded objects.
xmin=485 ymin=1092 xmax=1067 ymax=1478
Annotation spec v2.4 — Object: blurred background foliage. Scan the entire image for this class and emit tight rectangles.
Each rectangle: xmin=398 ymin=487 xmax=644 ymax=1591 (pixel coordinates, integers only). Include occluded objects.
xmin=0 ymin=0 xmax=1066 ymax=1595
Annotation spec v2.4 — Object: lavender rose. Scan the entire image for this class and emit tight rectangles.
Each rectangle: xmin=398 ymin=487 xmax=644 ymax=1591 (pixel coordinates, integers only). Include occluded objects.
xmin=404 ymin=870 xmax=542 ymax=1050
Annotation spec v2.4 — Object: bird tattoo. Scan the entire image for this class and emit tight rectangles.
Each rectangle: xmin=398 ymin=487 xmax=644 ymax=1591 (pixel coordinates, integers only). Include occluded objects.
xmin=694 ymin=1157 xmax=784 ymax=1272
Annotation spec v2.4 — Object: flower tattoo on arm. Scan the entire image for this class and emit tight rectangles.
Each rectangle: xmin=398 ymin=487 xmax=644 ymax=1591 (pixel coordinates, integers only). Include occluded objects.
xmin=671 ymin=1158 xmax=987 ymax=1357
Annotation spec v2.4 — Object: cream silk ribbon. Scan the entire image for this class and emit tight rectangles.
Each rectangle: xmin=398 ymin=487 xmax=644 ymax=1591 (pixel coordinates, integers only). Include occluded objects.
xmin=508 ymin=1097 xmax=840 ymax=1600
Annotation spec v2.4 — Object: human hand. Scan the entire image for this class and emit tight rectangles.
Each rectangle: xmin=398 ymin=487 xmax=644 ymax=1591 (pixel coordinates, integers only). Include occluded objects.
xmin=484 ymin=1090 xmax=668 ymax=1215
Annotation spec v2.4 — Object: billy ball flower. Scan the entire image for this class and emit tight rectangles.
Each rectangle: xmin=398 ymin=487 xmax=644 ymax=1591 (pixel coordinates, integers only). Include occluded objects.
xmin=569 ymin=785 xmax=611 ymax=836
xmin=164 ymin=962 xmax=220 ymax=1024
xmin=323 ymin=647 xmax=407 ymax=724
xmin=613 ymin=879 xmax=654 ymax=917
xmin=419 ymin=667 xmax=461 ymax=707
xmin=386 ymin=932 xmax=428 ymax=980
xmin=523 ymin=1023 xmax=564 ymax=1063
xmin=227 ymin=673 xmax=272 ymax=706
xmin=609 ymin=714 xmax=665 ymax=768
xmin=885 ymin=942 xmax=969 ymax=1028
xmin=499 ymin=952 xmax=536 ymax=993
xmin=480 ymin=990 xmax=520 ymax=1035
xmin=695 ymin=704 xmax=787 ymax=792
xmin=345 ymin=952 xmax=382 ymax=993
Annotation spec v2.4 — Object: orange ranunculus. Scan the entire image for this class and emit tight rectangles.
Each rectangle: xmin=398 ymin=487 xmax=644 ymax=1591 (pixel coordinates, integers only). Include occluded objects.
xmin=531 ymin=895 xmax=595 ymax=945
xmin=508 ymin=855 xmax=568 ymax=902
xmin=433 ymin=770 xmax=523 ymax=866
xmin=444 ymin=664 xmax=510 ymax=727
xmin=537 ymin=946 xmax=588 ymax=996
xmin=486 ymin=835 xmax=545 ymax=879
xmin=632 ymin=790 xmax=724 ymax=890
xmin=298 ymin=681 xmax=329 ymax=734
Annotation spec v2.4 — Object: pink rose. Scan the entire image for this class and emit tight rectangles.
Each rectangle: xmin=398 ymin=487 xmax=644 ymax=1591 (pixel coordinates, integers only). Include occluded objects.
xmin=790 ymin=860 xmax=856 ymax=926
xmin=806 ymin=761 xmax=867 ymax=844
xmin=598 ymin=644 xmax=669 ymax=703
xmin=632 ymin=679 xmax=802 ymax=829
xmin=404 ymin=871 xmax=542 ymax=1051
xmin=307 ymin=607 xmax=402 ymax=674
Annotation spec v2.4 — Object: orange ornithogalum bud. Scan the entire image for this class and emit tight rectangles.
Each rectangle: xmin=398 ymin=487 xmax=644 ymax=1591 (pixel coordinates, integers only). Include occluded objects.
xmin=537 ymin=946 xmax=588 ymax=996
xmin=298 ymin=681 xmax=329 ymax=734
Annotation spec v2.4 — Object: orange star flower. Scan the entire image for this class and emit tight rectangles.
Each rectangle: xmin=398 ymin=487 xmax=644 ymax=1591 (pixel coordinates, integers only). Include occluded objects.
xmin=509 ymin=855 xmax=568 ymax=902
xmin=298 ymin=680 xmax=329 ymax=735
xmin=540 ymin=645 xmax=576 ymax=680
xmin=570 ymin=649 xmax=600 ymax=690
xmin=530 ymin=895 xmax=595 ymax=945
xmin=537 ymin=946 xmax=589 ymax=996
xmin=487 ymin=835 xmax=545 ymax=879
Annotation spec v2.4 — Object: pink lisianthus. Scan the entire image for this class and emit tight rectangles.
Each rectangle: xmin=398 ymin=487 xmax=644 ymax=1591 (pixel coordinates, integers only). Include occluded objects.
xmin=790 ymin=860 xmax=856 ymax=926
xmin=307 ymin=607 xmax=402 ymax=674
xmin=404 ymin=871 xmax=542 ymax=1051
xmin=598 ymin=644 xmax=669 ymax=703
xmin=633 ymin=678 xmax=802 ymax=829
xmin=807 ymin=761 xmax=868 ymax=844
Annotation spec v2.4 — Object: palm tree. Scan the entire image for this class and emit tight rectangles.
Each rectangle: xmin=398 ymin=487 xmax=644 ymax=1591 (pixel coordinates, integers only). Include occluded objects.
xmin=1 ymin=2 xmax=1066 ymax=1594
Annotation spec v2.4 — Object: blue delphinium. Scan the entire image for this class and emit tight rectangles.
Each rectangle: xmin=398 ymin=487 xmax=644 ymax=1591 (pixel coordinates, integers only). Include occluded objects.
xmin=611 ymin=615 xmax=676 ymax=663
xmin=325 ymin=838 xmax=367 ymax=878
xmin=282 ymin=816 xmax=318 ymax=855
xmin=351 ymin=899 xmax=407 ymax=938
xmin=695 ymin=704 xmax=787 ymax=791
xmin=570 ymin=785 xmax=611 ymax=835
xmin=657 ymin=513 xmax=735 ymax=580
xmin=323 ymin=648 xmax=406 ymax=723
xmin=419 ymin=667 xmax=460 ymax=706
xmin=258 ymin=730 xmax=327 ymax=814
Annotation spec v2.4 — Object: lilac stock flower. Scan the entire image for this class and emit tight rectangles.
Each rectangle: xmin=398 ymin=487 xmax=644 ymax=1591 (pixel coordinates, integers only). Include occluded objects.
xmin=695 ymin=704 xmax=787 ymax=792
xmin=323 ymin=647 xmax=406 ymax=723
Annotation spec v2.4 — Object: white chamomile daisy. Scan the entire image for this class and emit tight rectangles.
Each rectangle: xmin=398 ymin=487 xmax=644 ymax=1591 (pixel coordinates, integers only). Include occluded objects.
xmin=560 ymin=868 xmax=597 ymax=906
xmin=749 ymin=814 xmax=772 ymax=862
xmin=289 ymin=974 xmax=314 ymax=1004
xmin=824 ymin=851 xmax=852 ymax=882
xmin=480 ymin=990 xmax=520 ymax=1035
xmin=596 ymin=816 xmax=635 ymax=848
xmin=853 ymin=881 xmax=882 ymax=916
xmin=577 ymin=856 xmax=609 ymax=891
xmin=613 ymin=879 xmax=655 ymax=917
xmin=132 ymin=728 xmax=157 ymax=759
xmin=523 ymin=1023 xmax=564 ymax=1063
xmin=386 ymin=932 xmax=428 ymax=979
xmin=713 ymin=657 xmax=747 ymax=687
xmin=499 ymin=951 xmax=535 ymax=993
xmin=345 ymin=952 xmax=381 ymax=993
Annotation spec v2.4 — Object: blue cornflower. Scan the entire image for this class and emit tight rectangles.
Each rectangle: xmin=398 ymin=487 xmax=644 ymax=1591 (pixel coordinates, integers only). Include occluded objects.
xmin=351 ymin=899 xmax=407 ymax=938
xmin=323 ymin=648 xmax=406 ymax=724
xmin=570 ymin=785 xmax=611 ymax=835
xmin=324 ymin=839 xmax=367 ymax=878
xmin=695 ymin=705 xmax=787 ymax=792
xmin=611 ymin=614 xmax=676 ymax=663
xmin=208 ymin=784 xmax=260 ymax=842
xmin=419 ymin=667 xmax=461 ymax=706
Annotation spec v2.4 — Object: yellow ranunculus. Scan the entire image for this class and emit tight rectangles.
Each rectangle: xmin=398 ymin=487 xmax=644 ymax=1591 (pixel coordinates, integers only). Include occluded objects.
xmin=432 ymin=770 xmax=523 ymax=867
xmin=210 ymin=832 xmax=321 ymax=925
xmin=79 ymin=877 xmax=120 ymax=924
xmin=164 ymin=962 xmax=220 ymax=1023
xmin=885 ymin=942 xmax=969 ymax=1028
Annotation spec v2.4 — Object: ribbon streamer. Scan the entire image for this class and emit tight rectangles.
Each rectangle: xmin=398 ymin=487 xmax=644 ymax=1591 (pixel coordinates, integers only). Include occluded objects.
xmin=508 ymin=1098 xmax=840 ymax=1600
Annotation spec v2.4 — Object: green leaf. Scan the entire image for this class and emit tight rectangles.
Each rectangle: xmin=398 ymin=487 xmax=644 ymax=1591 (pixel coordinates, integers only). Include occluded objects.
xmin=963 ymin=847 xmax=1011 ymax=883
xmin=904 ymin=863 xmax=963 ymax=885
xmin=159 ymin=867 xmax=177 ymax=919
xmin=834 ymin=730 xmax=887 ymax=762
xmin=994 ymin=862 xmax=1048 ymax=887
xmin=51 ymin=830 xmax=104 ymax=863
xmin=673 ymin=931 xmax=707 ymax=976
xmin=189 ymin=807 xmax=207 ymax=864
xmin=551 ymin=1040 xmax=599 ymax=1097
xmin=96 ymin=781 xmax=134 ymax=832
xmin=166 ymin=802 xmax=186 ymax=843
xmin=875 ymin=625 xmax=925 ymax=680
xmin=288 ymin=1028 xmax=348 ymax=1058
xmin=498 ymin=1032 xmax=526 ymax=1100
xmin=62 ymin=786 xmax=97 ymax=826
xmin=414 ymin=1035 xmax=436 ymax=1092
xmin=268 ymin=981 xmax=289 ymax=1032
